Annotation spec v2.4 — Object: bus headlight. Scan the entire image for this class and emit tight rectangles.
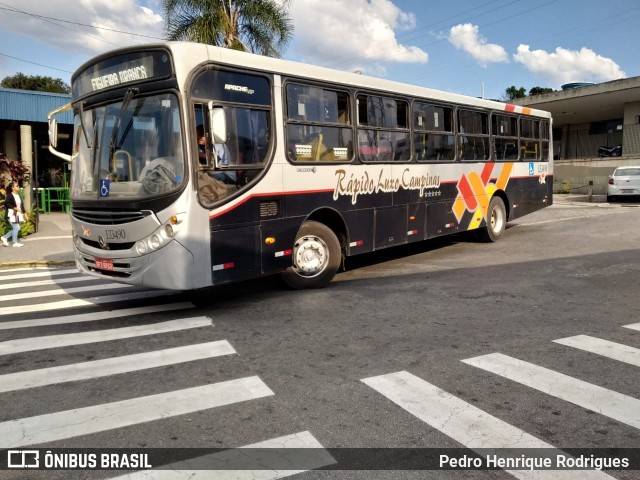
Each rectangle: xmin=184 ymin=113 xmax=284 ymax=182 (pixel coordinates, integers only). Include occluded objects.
xmin=135 ymin=241 xmax=148 ymax=255
xmin=135 ymin=213 xmax=185 ymax=255
xmin=149 ymin=234 xmax=161 ymax=250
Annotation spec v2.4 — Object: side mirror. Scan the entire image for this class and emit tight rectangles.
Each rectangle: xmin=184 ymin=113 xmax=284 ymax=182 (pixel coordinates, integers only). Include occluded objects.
xmin=48 ymin=102 xmax=72 ymax=161
xmin=49 ymin=118 xmax=59 ymax=149
xmin=208 ymin=102 xmax=227 ymax=144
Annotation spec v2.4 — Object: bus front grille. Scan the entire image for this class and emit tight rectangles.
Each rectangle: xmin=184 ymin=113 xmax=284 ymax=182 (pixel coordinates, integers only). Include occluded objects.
xmin=72 ymin=209 xmax=152 ymax=225
xmin=81 ymin=238 xmax=135 ymax=251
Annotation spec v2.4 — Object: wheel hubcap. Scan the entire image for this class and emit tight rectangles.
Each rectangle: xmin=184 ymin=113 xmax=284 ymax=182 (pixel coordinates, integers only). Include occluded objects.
xmin=491 ymin=207 xmax=504 ymax=232
xmin=294 ymin=236 xmax=328 ymax=276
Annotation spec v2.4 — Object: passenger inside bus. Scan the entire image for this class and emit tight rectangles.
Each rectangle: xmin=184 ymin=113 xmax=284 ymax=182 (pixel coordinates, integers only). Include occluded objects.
xmin=197 ymin=124 xmax=237 ymax=185
xmin=196 ymin=124 xmax=207 ymax=165
xmin=212 ymin=142 xmax=236 ymax=184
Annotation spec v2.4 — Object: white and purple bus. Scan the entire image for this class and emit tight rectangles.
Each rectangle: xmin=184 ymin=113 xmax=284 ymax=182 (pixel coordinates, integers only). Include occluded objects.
xmin=49 ymin=41 xmax=552 ymax=290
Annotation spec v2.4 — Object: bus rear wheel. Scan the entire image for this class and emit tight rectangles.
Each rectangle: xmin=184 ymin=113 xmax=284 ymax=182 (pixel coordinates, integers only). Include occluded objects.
xmin=281 ymin=221 xmax=341 ymax=289
xmin=477 ymin=196 xmax=506 ymax=242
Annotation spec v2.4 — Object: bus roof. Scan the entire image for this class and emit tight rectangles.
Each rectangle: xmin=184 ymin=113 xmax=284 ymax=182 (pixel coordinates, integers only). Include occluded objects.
xmin=75 ymin=41 xmax=552 ymax=120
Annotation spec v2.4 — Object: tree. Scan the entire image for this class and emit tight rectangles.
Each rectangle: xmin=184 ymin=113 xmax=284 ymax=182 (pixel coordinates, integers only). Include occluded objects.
xmin=504 ymin=86 xmax=526 ymax=101
xmin=162 ymin=0 xmax=293 ymax=58
xmin=1 ymin=73 xmax=70 ymax=93
xmin=529 ymin=86 xmax=554 ymax=96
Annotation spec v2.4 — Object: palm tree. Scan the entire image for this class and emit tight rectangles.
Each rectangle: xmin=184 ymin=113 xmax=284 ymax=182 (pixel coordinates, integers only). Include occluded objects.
xmin=162 ymin=0 xmax=293 ymax=58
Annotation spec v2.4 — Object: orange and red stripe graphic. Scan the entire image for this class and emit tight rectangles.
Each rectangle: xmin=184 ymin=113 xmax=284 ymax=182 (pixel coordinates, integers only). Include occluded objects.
xmin=452 ymin=163 xmax=513 ymax=229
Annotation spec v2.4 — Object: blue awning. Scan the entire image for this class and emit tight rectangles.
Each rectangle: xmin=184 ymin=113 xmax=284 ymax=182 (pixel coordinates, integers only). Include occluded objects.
xmin=0 ymin=88 xmax=73 ymax=124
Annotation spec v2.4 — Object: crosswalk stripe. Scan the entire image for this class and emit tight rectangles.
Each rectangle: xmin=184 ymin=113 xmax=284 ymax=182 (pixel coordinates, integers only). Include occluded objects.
xmin=462 ymin=353 xmax=640 ymax=430
xmin=553 ymin=335 xmax=640 ymax=367
xmin=362 ymin=371 xmax=612 ymax=480
xmin=0 ymin=317 xmax=212 ymax=356
xmin=0 ymin=266 xmax=58 ymax=273
xmin=0 ymin=302 xmax=194 ymax=330
xmin=0 ymin=274 xmax=100 ymax=291
xmin=0 ymin=289 xmax=180 ymax=317
xmin=0 ymin=376 xmax=274 ymax=448
xmin=0 ymin=341 xmax=236 ymax=393
xmin=0 ymin=282 xmax=135 ymax=302
xmin=622 ymin=322 xmax=640 ymax=332
xmin=109 ymin=431 xmax=336 ymax=479
xmin=0 ymin=268 xmax=78 ymax=281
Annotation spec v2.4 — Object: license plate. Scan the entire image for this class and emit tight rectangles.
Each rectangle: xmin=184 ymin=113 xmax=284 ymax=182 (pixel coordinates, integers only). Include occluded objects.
xmin=621 ymin=189 xmax=635 ymax=193
xmin=95 ymin=258 xmax=114 ymax=271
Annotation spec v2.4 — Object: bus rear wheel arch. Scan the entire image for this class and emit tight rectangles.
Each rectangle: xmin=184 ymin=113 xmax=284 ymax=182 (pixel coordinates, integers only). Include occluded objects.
xmin=476 ymin=195 xmax=507 ymax=242
xmin=281 ymin=220 xmax=341 ymax=289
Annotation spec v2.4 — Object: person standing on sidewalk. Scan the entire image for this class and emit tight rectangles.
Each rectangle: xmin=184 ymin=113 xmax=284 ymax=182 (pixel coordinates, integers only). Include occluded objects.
xmin=1 ymin=181 xmax=28 ymax=248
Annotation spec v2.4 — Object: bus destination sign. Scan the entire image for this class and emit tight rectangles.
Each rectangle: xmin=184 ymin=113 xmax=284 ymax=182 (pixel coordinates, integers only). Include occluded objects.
xmin=72 ymin=50 xmax=173 ymax=98
xmin=90 ymin=66 xmax=149 ymax=91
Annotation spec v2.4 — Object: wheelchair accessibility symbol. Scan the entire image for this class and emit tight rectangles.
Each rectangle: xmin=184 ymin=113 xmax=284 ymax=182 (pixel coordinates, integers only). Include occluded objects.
xmin=528 ymin=162 xmax=535 ymax=175
xmin=100 ymin=179 xmax=110 ymax=198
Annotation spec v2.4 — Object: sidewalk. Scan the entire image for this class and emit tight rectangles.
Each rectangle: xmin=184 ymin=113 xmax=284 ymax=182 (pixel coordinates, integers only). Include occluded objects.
xmin=553 ymin=193 xmax=608 ymax=204
xmin=0 ymin=212 xmax=75 ymax=268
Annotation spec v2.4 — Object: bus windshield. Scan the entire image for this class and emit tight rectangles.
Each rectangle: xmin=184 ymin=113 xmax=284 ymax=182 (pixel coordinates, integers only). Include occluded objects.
xmin=71 ymin=92 xmax=185 ymax=200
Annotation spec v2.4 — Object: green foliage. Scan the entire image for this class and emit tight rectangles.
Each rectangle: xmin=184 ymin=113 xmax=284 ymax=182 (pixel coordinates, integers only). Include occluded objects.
xmin=20 ymin=212 xmax=36 ymax=237
xmin=0 ymin=153 xmax=31 ymax=187
xmin=504 ymin=86 xmax=527 ymax=101
xmin=1 ymin=72 xmax=71 ymax=94
xmin=503 ymin=85 xmax=554 ymax=101
xmin=44 ymin=167 xmax=64 ymax=187
xmin=529 ymin=86 xmax=554 ymax=96
xmin=162 ymin=0 xmax=293 ymax=58
xmin=0 ymin=213 xmax=6 ymax=235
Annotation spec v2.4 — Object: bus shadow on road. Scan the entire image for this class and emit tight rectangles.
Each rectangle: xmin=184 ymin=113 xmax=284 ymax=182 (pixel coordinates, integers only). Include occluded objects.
xmin=185 ymin=231 xmax=484 ymax=307
xmin=343 ymin=230 xmax=486 ymax=273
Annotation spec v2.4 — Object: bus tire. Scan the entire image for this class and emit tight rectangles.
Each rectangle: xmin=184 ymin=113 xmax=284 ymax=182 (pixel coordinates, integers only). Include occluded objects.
xmin=281 ymin=221 xmax=341 ymax=289
xmin=477 ymin=196 xmax=506 ymax=242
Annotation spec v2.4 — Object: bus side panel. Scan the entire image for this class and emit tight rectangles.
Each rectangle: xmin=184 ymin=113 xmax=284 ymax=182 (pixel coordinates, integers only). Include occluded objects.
xmin=210 ymin=194 xmax=284 ymax=229
xmin=260 ymin=217 xmax=302 ymax=274
xmin=211 ymin=226 xmax=260 ymax=284
xmin=374 ymin=205 xmax=408 ymax=249
xmin=505 ymin=176 xmax=551 ymax=220
xmin=342 ymin=209 xmax=374 ymax=255
xmin=427 ymin=201 xmax=459 ymax=238
xmin=285 ymin=190 xmax=388 ymax=219
xmin=407 ymin=203 xmax=427 ymax=243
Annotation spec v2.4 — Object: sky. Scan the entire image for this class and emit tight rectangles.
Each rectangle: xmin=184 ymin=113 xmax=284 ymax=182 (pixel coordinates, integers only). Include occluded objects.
xmin=0 ymin=0 xmax=638 ymax=101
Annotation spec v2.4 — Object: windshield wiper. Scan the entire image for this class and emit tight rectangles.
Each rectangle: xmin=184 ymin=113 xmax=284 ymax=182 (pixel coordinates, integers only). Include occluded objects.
xmin=108 ymin=87 xmax=138 ymax=161
xmin=78 ymin=101 xmax=92 ymax=149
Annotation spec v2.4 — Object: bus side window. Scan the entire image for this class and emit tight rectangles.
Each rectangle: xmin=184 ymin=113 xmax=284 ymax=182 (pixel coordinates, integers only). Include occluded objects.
xmin=286 ymin=83 xmax=353 ymax=162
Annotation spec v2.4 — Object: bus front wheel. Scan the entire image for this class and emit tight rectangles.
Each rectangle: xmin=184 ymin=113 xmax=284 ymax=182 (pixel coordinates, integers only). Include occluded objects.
xmin=281 ymin=221 xmax=341 ymax=289
xmin=477 ymin=196 xmax=506 ymax=242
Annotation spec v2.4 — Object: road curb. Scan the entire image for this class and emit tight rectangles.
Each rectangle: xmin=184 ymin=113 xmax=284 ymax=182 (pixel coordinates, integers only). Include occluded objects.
xmin=0 ymin=260 xmax=76 ymax=270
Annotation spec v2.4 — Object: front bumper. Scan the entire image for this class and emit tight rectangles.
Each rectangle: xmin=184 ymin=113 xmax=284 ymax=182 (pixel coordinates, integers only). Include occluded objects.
xmin=75 ymin=239 xmax=197 ymax=290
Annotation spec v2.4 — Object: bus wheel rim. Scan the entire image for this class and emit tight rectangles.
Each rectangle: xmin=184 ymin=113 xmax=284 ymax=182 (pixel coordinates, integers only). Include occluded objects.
xmin=491 ymin=205 xmax=504 ymax=232
xmin=294 ymin=236 xmax=328 ymax=276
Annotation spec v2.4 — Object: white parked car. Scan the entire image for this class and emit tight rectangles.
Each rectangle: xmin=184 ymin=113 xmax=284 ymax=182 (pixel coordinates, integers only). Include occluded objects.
xmin=607 ymin=166 xmax=640 ymax=201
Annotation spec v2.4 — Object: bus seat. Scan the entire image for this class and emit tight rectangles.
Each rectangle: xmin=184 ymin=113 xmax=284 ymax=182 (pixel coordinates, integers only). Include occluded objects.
xmin=522 ymin=142 xmax=538 ymax=159
xmin=295 ymin=133 xmax=325 ymax=161
xmin=308 ymin=133 xmax=325 ymax=160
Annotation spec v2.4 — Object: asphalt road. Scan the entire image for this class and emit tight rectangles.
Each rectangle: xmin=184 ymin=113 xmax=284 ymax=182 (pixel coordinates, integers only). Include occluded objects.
xmin=2 ymin=199 xmax=640 ymax=479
